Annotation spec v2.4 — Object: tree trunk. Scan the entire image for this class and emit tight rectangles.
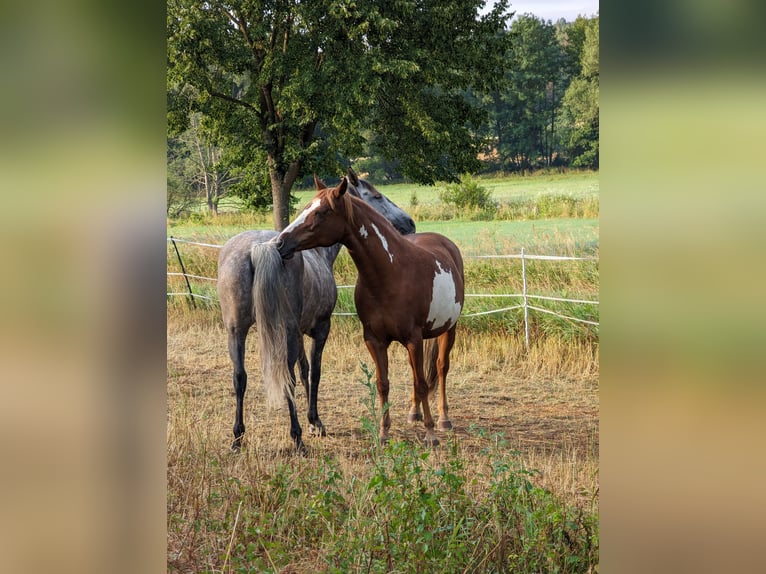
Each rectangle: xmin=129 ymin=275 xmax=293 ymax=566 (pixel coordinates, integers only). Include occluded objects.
xmin=270 ymin=172 xmax=289 ymax=231
xmin=268 ymin=157 xmax=302 ymax=231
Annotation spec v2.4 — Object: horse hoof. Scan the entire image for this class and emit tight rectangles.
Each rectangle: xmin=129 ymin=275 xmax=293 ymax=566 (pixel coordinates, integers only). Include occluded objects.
xmin=407 ymin=412 xmax=423 ymax=423
xmin=437 ymin=420 xmax=453 ymax=431
xmin=309 ymin=423 xmax=327 ymax=437
xmin=231 ymin=438 xmax=243 ymax=452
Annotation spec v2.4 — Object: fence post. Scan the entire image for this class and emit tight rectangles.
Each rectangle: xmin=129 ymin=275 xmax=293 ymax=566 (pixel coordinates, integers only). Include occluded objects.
xmin=169 ymin=236 xmax=196 ymax=309
xmin=521 ymin=247 xmax=529 ymax=351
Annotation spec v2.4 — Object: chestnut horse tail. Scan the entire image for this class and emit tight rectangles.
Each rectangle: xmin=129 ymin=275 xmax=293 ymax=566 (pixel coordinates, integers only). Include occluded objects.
xmin=424 ymin=338 xmax=440 ymax=398
xmin=251 ymin=242 xmax=294 ymax=409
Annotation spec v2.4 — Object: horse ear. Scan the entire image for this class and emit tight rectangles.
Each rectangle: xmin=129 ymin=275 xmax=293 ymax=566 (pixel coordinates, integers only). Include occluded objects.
xmin=336 ymin=176 xmax=348 ymax=198
xmin=347 ymin=167 xmax=359 ymax=186
xmin=314 ymin=174 xmax=327 ymax=190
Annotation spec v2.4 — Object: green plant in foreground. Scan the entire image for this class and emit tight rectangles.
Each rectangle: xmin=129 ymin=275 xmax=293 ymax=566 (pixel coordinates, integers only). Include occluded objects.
xmin=321 ymin=365 xmax=599 ymax=573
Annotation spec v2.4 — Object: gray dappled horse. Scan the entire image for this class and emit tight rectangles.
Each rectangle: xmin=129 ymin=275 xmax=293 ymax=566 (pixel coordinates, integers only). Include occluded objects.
xmin=217 ymin=168 xmax=415 ymax=452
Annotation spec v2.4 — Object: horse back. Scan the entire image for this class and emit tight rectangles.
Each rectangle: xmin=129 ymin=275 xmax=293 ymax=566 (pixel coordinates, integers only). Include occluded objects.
xmin=406 ymin=232 xmax=464 ymax=277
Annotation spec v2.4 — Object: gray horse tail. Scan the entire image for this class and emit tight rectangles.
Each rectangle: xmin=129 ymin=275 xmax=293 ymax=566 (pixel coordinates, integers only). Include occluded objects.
xmin=251 ymin=242 xmax=295 ymax=409
xmin=424 ymin=338 xmax=439 ymax=397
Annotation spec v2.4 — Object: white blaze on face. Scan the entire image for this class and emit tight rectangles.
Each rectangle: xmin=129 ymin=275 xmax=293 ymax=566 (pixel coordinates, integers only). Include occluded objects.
xmin=359 ymin=224 xmax=368 ymax=239
xmin=282 ymin=199 xmax=321 ymax=233
xmin=371 ymin=223 xmax=393 ymax=263
xmin=426 ymin=261 xmax=462 ymax=331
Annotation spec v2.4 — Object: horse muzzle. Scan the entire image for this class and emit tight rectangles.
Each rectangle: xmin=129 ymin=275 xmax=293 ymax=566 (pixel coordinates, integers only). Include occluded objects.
xmin=275 ymin=236 xmax=296 ymax=260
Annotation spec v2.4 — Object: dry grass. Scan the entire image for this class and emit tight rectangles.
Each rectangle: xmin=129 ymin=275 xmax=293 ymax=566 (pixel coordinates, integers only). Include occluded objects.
xmin=167 ymin=306 xmax=598 ymax=572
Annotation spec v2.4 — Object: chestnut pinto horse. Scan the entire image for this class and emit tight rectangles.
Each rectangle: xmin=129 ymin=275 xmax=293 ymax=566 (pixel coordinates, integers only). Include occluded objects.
xmin=277 ymin=177 xmax=464 ymax=446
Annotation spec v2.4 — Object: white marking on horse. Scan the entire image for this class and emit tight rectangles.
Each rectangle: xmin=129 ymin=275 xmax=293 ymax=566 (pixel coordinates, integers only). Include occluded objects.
xmin=359 ymin=225 xmax=369 ymax=239
xmin=282 ymin=199 xmax=321 ymax=233
xmin=371 ymin=223 xmax=393 ymax=263
xmin=427 ymin=261 xmax=462 ymax=331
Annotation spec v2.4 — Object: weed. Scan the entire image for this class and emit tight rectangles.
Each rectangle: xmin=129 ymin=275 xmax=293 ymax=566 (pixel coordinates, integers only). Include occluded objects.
xmin=308 ymin=367 xmax=599 ymax=572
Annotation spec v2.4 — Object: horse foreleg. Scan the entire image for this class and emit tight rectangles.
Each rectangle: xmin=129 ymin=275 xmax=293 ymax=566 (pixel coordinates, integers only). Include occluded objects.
xmin=407 ymin=366 xmax=423 ymax=424
xmin=364 ymin=337 xmax=391 ymax=444
xmin=298 ymin=341 xmax=309 ymax=400
xmin=227 ymin=327 xmax=248 ymax=451
xmin=405 ymin=338 xmax=438 ymax=447
xmin=435 ymin=327 xmax=456 ymax=432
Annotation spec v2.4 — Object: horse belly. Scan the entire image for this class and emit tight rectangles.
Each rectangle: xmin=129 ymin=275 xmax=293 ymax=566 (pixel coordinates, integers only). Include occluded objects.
xmin=425 ymin=261 xmax=462 ymax=335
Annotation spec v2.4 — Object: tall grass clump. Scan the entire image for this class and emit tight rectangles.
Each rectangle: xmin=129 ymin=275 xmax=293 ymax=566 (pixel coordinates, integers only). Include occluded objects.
xmin=494 ymin=194 xmax=599 ymax=221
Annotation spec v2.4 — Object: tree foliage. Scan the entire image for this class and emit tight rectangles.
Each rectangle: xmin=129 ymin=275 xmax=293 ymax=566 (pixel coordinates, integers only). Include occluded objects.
xmin=167 ymin=0 xmax=512 ymax=228
xmin=476 ymin=13 xmax=598 ymax=174
xmin=560 ymin=17 xmax=599 ymax=169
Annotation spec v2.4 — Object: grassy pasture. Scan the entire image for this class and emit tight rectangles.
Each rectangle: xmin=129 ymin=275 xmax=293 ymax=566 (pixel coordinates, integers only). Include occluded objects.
xmin=290 ymin=170 xmax=599 ymax=207
xmin=167 ymin=172 xmax=599 ymax=572
xmin=168 ymin=310 xmax=598 ymax=573
xmin=168 ymin=171 xmax=599 ymax=238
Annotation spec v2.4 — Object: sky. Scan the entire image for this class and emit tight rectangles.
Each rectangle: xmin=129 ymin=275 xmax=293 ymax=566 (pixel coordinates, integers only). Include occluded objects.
xmin=491 ymin=1 xmax=599 ymax=23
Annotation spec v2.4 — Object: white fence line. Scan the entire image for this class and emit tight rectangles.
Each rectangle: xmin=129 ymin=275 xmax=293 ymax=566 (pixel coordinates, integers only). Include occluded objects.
xmin=166 ymin=292 xmax=216 ymax=302
xmin=167 ymin=272 xmax=218 ymax=282
xmin=469 ymin=253 xmax=597 ymax=261
xmin=167 ymin=238 xmax=599 ymax=348
xmin=167 ymin=237 xmax=222 ymax=249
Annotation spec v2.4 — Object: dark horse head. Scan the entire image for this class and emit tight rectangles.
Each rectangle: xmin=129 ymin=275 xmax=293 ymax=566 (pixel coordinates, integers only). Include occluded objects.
xmin=345 ymin=168 xmax=415 ymax=235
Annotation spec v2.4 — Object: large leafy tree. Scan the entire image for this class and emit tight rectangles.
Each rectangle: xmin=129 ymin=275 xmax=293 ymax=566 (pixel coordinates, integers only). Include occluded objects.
xmin=168 ymin=0 xmax=511 ymax=229
xmin=560 ymin=16 xmax=599 ymax=168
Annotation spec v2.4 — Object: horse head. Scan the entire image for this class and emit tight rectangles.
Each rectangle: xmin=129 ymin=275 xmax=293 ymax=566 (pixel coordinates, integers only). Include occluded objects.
xmin=346 ymin=168 xmax=416 ymax=235
xmin=276 ymin=177 xmax=352 ymax=260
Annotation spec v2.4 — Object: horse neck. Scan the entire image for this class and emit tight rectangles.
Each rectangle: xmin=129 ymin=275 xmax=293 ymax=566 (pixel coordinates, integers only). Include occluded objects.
xmin=341 ymin=199 xmax=408 ymax=288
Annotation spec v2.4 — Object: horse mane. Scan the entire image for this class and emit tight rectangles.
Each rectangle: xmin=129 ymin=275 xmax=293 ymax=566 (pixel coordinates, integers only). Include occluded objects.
xmin=323 ymin=184 xmax=356 ymax=227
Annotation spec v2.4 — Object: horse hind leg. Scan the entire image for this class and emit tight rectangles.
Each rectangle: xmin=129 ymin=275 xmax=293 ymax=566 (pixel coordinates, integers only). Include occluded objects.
xmin=298 ymin=340 xmax=309 ymax=399
xmin=407 ymin=385 xmax=423 ymax=423
xmin=227 ymin=326 xmax=248 ymax=451
xmin=405 ymin=338 xmax=439 ymax=447
xmin=286 ymin=328 xmax=306 ymax=454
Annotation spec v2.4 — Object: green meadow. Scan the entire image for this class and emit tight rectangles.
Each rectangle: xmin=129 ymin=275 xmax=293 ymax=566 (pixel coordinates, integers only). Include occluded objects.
xmin=168 ymin=171 xmax=599 ymax=256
